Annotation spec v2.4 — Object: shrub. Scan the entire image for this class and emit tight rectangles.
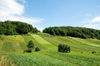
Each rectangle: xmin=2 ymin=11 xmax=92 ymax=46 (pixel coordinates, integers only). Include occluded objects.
xmin=27 ymin=40 xmax=34 ymax=48
xmin=92 ymin=51 xmax=96 ymax=54
xmin=58 ymin=44 xmax=70 ymax=53
xmin=35 ymin=47 xmax=40 ymax=51
xmin=24 ymin=49 xmax=32 ymax=53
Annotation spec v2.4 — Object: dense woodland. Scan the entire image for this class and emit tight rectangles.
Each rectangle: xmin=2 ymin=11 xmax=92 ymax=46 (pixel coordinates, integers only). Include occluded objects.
xmin=0 ymin=20 xmax=39 ymax=35
xmin=43 ymin=26 xmax=100 ymax=39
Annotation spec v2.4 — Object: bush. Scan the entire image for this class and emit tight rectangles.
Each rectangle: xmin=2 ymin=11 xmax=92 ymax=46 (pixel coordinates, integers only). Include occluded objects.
xmin=92 ymin=51 xmax=96 ymax=54
xmin=27 ymin=40 xmax=34 ymax=48
xmin=35 ymin=47 xmax=40 ymax=51
xmin=58 ymin=44 xmax=70 ymax=53
xmin=24 ymin=49 xmax=32 ymax=53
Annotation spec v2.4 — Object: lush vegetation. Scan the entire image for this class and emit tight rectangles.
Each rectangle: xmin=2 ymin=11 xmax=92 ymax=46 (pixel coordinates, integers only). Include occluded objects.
xmin=58 ymin=44 xmax=70 ymax=53
xmin=38 ymin=33 xmax=100 ymax=52
xmin=1 ymin=20 xmax=100 ymax=66
xmin=0 ymin=33 xmax=100 ymax=66
xmin=43 ymin=26 xmax=100 ymax=39
xmin=27 ymin=40 xmax=34 ymax=49
xmin=0 ymin=20 xmax=39 ymax=35
xmin=35 ymin=47 xmax=40 ymax=51
xmin=6 ymin=53 xmax=75 ymax=66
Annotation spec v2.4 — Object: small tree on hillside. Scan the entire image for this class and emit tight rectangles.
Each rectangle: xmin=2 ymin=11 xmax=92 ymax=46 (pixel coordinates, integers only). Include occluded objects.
xmin=58 ymin=44 xmax=70 ymax=53
xmin=35 ymin=47 xmax=40 ymax=51
xmin=27 ymin=40 xmax=34 ymax=49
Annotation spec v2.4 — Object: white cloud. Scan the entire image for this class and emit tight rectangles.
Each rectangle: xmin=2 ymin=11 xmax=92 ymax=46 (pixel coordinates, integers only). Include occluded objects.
xmin=0 ymin=0 xmax=24 ymax=16
xmin=0 ymin=0 xmax=44 ymax=30
xmin=82 ymin=16 xmax=100 ymax=29
xmin=37 ymin=28 xmax=44 ymax=32
xmin=83 ymin=24 xmax=95 ymax=28
xmin=85 ymin=14 xmax=92 ymax=16
xmin=83 ymin=24 xmax=100 ymax=29
xmin=91 ymin=16 xmax=100 ymax=23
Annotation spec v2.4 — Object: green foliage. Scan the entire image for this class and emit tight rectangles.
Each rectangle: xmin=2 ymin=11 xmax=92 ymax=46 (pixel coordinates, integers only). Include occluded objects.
xmin=58 ymin=44 xmax=70 ymax=53
xmin=92 ymin=51 xmax=96 ymax=54
xmin=43 ymin=26 xmax=100 ymax=39
xmin=35 ymin=47 xmax=40 ymax=51
xmin=27 ymin=40 xmax=34 ymax=48
xmin=24 ymin=49 xmax=32 ymax=53
xmin=0 ymin=20 xmax=39 ymax=35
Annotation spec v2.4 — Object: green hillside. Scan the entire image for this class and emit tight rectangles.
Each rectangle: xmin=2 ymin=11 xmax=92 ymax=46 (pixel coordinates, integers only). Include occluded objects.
xmin=0 ymin=33 xmax=100 ymax=66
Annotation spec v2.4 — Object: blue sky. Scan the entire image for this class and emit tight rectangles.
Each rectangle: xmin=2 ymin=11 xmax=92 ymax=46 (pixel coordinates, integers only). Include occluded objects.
xmin=0 ymin=0 xmax=100 ymax=31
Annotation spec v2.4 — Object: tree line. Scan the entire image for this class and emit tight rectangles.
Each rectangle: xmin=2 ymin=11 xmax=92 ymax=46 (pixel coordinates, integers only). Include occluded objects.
xmin=43 ymin=26 xmax=100 ymax=39
xmin=0 ymin=20 xmax=39 ymax=35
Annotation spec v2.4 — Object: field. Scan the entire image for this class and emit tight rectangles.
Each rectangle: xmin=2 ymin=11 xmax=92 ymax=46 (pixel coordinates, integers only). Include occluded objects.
xmin=0 ymin=33 xmax=100 ymax=66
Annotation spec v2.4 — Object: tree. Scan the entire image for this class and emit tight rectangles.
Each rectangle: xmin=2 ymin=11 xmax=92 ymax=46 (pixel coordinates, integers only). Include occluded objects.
xmin=0 ymin=21 xmax=39 ymax=35
xmin=35 ymin=47 xmax=40 ymax=51
xmin=58 ymin=44 xmax=70 ymax=53
xmin=43 ymin=26 xmax=100 ymax=40
xmin=27 ymin=40 xmax=34 ymax=48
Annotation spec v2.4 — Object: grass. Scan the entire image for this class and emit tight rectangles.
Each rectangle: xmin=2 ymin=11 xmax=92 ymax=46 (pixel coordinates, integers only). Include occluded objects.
xmin=7 ymin=53 xmax=77 ymax=66
xmin=38 ymin=33 xmax=100 ymax=52
xmin=21 ymin=34 xmax=46 ymax=49
xmin=0 ymin=41 xmax=4 ymax=52
xmin=38 ymin=50 xmax=100 ymax=66
xmin=5 ymin=50 xmax=100 ymax=66
xmin=19 ymin=42 xmax=28 ymax=50
xmin=12 ymin=42 xmax=23 ymax=52
xmin=1 ymin=42 xmax=15 ymax=52
xmin=30 ymin=34 xmax=57 ymax=50
xmin=0 ymin=33 xmax=100 ymax=66
xmin=2 ymin=35 xmax=24 ymax=42
xmin=0 ymin=54 xmax=2 ymax=61
xmin=31 ymin=34 xmax=51 ymax=44
xmin=72 ymin=37 xmax=100 ymax=46
xmin=58 ymin=37 xmax=100 ymax=52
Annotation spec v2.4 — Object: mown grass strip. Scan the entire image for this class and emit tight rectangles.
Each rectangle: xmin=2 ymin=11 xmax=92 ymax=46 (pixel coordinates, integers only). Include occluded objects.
xmin=21 ymin=34 xmax=46 ymax=49
xmin=30 ymin=34 xmax=57 ymax=50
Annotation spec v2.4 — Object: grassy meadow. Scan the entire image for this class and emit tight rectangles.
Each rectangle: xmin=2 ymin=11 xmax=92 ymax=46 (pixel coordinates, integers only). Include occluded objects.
xmin=0 ymin=33 xmax=100 ymax=66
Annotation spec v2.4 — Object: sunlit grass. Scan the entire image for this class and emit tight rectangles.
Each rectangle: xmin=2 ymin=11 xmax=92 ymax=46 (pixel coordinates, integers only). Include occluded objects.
xmin=30 ymin=34 xmax=57 ymax=50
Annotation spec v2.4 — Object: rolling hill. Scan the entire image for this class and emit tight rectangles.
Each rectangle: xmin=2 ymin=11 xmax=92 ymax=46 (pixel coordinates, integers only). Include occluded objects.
xmin=0 ymin=33 xmax=100 ymax=66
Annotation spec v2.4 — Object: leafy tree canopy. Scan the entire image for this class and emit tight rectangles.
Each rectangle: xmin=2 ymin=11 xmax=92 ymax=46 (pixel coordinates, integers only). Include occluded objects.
xmin=27 ymin=40 xmax=34 ymax=48
xmin=43 ymin=26 xmax=100 ymax=39
xmin=0 ymin=20 xmax=39 ymax=35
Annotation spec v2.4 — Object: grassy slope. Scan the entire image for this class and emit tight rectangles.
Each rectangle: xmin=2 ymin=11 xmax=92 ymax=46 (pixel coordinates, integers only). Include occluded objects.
xmin=30 ymin=34 xmax=57 ymax=50
xmin=0 ymin=33 xmax=100 ymax=66
xmin=38 ymin=33 xmax=100 ymax=52
xmin=0 ymin=35 xmax=27 ymax=53
xmin=21 ymin=34 xmax=46 ymax=49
